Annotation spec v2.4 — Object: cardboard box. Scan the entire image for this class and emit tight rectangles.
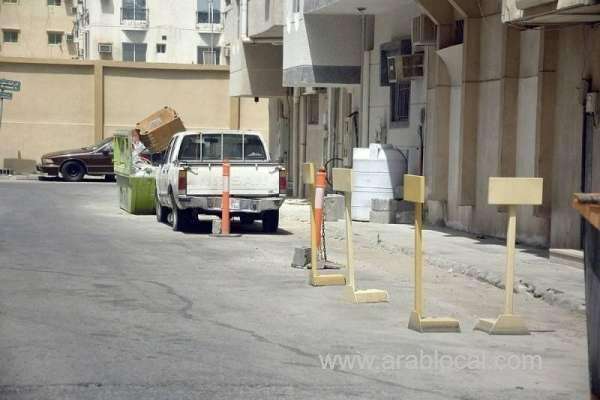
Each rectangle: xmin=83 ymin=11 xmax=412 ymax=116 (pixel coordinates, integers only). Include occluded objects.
xmin=136 ymin=107 xmax=186 ymax=153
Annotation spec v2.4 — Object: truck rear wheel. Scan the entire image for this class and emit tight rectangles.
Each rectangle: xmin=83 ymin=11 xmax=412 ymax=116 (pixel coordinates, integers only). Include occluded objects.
xmin=239 ymin=214 xmax=255 ymax=225
xmin=170 ymin=193 xmax=190 ymax=232
xmin=155 ymin=192 xmax=168 ymax=223
xmin=262 ymin=210 xmax=279 ymax=233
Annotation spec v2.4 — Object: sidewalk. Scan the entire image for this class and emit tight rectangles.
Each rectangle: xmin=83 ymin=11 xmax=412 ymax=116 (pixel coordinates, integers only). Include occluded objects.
xmin=283 ymin=201 xmax=586 ymax=314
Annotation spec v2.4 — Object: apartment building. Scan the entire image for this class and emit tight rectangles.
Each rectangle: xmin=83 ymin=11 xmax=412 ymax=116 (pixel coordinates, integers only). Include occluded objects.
xmin=224 ymin=0 xmax=600 ymax=250
xmin=224 ymin=0 xmax=424 ymax=198
xmin=75 ymin=0 xmax=226 ymax=64
xmin=0 ymin=0 xmax=77 ymax=59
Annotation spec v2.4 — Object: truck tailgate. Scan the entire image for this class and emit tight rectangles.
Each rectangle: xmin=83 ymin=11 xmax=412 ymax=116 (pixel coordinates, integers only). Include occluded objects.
xmin=186 ymin=163 xmax=281 ymax=196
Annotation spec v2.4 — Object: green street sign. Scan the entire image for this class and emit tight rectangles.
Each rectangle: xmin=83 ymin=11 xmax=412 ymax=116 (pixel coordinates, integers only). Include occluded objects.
xmin=0 ymin=79 xmax=21 ymax=92
xmin=0 ymin=91 xmax=13 ymax=100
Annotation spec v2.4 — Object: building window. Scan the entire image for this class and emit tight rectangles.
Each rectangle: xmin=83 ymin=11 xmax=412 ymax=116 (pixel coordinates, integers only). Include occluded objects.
xmin=47 ymin=0 xmax=61 ymax=5
xmin=47 ymin=32 xmax=63 ymax=45
xmin=156 ymin=43 xmax=166 ymax=53
xmin=197 ymin=46 xmax=220 ymax=65
xmin=197 ymin=0 xmax=221 ymax=24
xmin=2 ymin=30 xmax=19 ymax=43
xmin=161 ymin=35 xmax=167 ymax=40
xmin=292 ymin=0 xmax=300 ymax=13
xmin=390 ymin=81 xmax=410 ymax=126
xmin=3 ymin=0 xmax=18 ymax=4
xmin=122 ymin=42 xmax=147 ymax=62
xmin=307 ymin=95 xmax=319 ymax=125
xmin=122 ymin=0 xmax=147 ymax=21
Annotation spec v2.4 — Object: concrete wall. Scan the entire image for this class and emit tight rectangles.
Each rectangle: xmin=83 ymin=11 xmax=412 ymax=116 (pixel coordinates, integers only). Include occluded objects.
xmin=224 ymin=0 xmax=285 ymax=97
xmin=0 ymin=0 xmax=77 ymax=59
xmin=366 ymin=8 xmax=422 ymax=174
xmin=420 ymin=0 xmax=596 ymax=249
xmin=0 ymin=57 xmax=270 ymax=166
xmin=248 ymin=0 xmax=284 ymax=38
xmin=282 ymin=0 xmax=362 ymax=86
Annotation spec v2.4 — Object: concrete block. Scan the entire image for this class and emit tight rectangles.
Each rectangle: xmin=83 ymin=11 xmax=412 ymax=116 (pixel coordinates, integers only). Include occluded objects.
xmin=396 ymin=210 xmax=415 ymax=224
xmin=394 ymin=185 xmax=404 ymax=199
xmin=371 ymin=198 xmax=400 ymax=212
xmin=397 ymin=200 xmax=413 ymax=212
xmin=211 ymin=219 xmax=222 ymax=234
xmin=291 ymin=246 xmax=311 ymax=268
xmin=369 ymin=210 xmax=396 ymax=224
xmin=324 ymin=194 xmax=344 ymax=221
xmin=4 ymin=159 xmax=36 ymax=174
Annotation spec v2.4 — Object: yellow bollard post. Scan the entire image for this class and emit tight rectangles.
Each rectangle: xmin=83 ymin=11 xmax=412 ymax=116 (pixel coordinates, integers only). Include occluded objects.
xmin=303 ymin=163 xmax=345 ymax=287
xmin=333 ymin=168 xmax=389 ymax=303
xmin=405 ymin=175 xmax=461 ymax=333
xmin=474 ymin=177 xmax=543 ymax=335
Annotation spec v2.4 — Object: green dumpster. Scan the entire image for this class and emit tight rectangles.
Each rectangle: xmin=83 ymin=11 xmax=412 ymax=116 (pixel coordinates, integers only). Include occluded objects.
xmin=113 ymin=131 xmax=156 ymax=215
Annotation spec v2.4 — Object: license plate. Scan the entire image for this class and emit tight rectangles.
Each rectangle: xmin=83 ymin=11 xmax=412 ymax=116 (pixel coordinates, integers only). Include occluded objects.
xmin=229 ymin=198 xmax=241 ymax=210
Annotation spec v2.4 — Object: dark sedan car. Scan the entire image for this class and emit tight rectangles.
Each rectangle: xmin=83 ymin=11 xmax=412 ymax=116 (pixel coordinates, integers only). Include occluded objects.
xmin=37 ymin=137 xmax=114 ymax=182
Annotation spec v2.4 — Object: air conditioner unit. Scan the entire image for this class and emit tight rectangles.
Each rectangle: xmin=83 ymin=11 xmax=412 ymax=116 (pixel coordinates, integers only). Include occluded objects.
xmin=66 ymin=33 xmax=74 ymax=42
xmin=388 ymin=54 xmax=424 ymax=82
xmin=98 ymin=43 xmax=113 ymax=54
xmin=412 ymin=15 xmax=436 ymax=47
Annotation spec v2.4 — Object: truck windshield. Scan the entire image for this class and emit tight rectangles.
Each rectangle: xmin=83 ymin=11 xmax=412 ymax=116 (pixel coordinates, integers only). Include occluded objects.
xmin=178 ymin=133 xmax=266 ymax=162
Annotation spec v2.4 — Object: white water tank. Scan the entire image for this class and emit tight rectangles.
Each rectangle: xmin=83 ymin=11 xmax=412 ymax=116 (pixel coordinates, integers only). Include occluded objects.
xmin=352 ymin=144 xmax=407 ymax=221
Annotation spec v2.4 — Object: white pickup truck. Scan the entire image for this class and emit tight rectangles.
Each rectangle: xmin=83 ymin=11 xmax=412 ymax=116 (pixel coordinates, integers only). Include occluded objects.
xmin=155 ymin=130 xmax=286 ymax=232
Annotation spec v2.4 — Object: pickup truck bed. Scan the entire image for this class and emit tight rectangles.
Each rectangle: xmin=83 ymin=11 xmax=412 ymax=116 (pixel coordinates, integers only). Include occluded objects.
xmin=155 ymin=130 xmax=286 ymax=232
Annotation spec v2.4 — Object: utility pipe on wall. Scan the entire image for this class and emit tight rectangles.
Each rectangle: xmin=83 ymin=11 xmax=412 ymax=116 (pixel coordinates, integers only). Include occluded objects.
xmin=240 ymin=0 xmax=253 ymax=43
xmin=358 ymin=10 xmax=371 ymax=148
xmin=299 ymin=93 xmax=307 ymax=198
xmin=292 ymin=87 xmax=301 ymax=197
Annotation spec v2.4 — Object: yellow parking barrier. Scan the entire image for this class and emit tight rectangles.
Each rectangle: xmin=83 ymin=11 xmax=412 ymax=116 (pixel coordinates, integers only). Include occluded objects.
xmin=474 ymin=177 xmax=543 ymax=335
xmin=303 ymin=163 xmax=346 ymax=287
xmin=405 ymin=175 xmax=461 ymax=333
xmin=333 ymin=168 xmax=389 ymax=303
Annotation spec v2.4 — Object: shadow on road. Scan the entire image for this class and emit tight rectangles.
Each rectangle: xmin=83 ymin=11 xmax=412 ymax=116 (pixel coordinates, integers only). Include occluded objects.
xmin=38 ymin=176 xmax=115 ymax=183
xmin=181 ymin=220 xmax=292 ymax=236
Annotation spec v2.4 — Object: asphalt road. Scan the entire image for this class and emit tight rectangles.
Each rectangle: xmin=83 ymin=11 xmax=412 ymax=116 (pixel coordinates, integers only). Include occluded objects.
xmin=0 ymin=180 xmax=589 ymax=399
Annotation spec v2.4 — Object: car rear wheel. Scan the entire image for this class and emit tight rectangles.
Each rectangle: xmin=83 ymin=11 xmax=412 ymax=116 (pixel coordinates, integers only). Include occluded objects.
xmin=61 ymin=161 xmax=85 ymax=182
xmin=262 ymin=210 xmax=279 ymax=233
xmin=155 ymin=192 xmax=169 ymax=223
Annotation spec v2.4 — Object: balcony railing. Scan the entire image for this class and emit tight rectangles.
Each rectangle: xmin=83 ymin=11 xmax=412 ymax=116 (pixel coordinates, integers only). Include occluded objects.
xmin=196 ymin=11 xmax=221 ymax=24
xmin=196 ymin=11 xmax=223 ymax=33
xmin=120 ymin=7 xmax=149 ymax=27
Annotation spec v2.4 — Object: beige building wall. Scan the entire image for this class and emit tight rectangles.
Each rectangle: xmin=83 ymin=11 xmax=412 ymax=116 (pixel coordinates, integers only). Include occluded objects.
xmin=0 ymin=1 xmax=77 ymax=59
xmin=0 ymin=58 xmax=270 ymax=165
xmin=0 ymin=59 xmax=94 ymax=163
xmin=420 ymin=0 xmax=597 ymax=249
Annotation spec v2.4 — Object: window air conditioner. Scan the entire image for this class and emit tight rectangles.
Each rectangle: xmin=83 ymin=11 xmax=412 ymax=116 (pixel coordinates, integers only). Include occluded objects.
xmin=412 ymin=15 xmax=437 ymax=47
xmin=98 ymin=43 xmax=113 ymax=54
xmin=388 ymin=54 xmax=424 ymax=81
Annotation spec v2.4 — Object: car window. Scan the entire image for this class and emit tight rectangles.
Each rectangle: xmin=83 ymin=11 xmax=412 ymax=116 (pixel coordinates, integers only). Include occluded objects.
xmin=202 ymin=134 xmax=222 ymax=161
xmin=99 ymin=142 xmax=113 ymax=153
xmin=223 ymin=134 xmax=243 ymax=161
xmin=178 ymin=134 xmax=202 ymax=161
xmin=244 ymin=135 xmax=266 ymax=161
xmin=84 ymin=137 xmax=112 ymax=151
